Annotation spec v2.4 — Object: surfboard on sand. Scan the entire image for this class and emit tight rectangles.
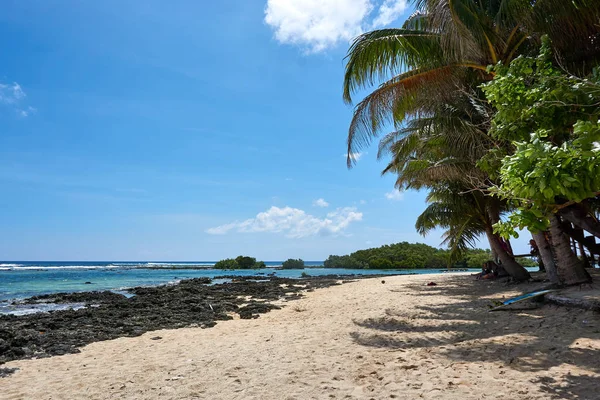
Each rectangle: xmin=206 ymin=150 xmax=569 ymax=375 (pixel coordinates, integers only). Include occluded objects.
xmin=489 ymin=289 xmax=556 ymax=311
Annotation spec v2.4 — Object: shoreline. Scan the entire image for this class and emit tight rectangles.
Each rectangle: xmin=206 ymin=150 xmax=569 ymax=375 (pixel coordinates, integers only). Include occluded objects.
xmin=3 ymin=272 xmax=599 ymax=399
xmin=0 ymin=274 xmax=377 ymax=365
xmin=0 ymin=267 xmax=481 ymax=304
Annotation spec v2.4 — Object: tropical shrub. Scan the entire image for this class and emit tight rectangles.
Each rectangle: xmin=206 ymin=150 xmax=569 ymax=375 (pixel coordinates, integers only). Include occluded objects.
xmin=282 ymin=259 xmax=305 ymax=269
xmin=215 ymin=256 xmax=266 ymax=269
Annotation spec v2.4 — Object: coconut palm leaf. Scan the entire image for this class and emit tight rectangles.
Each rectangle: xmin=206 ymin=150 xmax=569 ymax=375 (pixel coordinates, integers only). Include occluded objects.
xmin=343 ymin=28 xmax=444 ymax=104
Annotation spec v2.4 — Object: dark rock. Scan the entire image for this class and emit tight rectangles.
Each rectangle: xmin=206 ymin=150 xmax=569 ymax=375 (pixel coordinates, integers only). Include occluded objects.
xmin=0 ymin=367 xmax=18 ymax=378
xmin=0 ymin=274 xmax=369 ymax=365
xmin=18 ymin=291 xmax=127 ymax=305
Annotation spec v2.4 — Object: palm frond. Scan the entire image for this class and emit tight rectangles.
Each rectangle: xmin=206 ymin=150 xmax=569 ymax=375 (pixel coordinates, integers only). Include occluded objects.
xmin=343 ymin=28 xmax=444 ymax=104
xmin=346 ymin=65 xmax=473 ymax=166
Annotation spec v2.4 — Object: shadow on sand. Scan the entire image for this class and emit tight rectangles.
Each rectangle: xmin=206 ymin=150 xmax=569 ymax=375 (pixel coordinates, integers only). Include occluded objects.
xmin=350 ymin=274 xmax=600 ymax=400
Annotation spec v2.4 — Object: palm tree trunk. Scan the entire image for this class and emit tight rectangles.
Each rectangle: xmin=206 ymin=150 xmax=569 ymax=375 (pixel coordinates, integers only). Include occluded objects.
xmin=485 ymin=202 xmax=530 ymax=281
xmin=559 ymin=204 xmax=600 ymax=239
xmin=548 ymin=214 xmax=592 ymax=285
xmin=484 ymin=227 xmax=531 ymax=281
xmin=532 ymin=231 xmax=558 ymax=284
xmin=578 ymin=241 xmax=591 ymax=269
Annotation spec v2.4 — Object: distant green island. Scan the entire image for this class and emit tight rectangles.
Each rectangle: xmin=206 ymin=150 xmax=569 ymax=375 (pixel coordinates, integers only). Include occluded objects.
xmin=213 ymin=242 xmax=536 ymax=270
xmin=324 ymin=242 xmax=536 ymax=270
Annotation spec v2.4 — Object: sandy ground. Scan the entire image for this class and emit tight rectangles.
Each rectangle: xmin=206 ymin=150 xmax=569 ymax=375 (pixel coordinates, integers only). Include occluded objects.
xmin=3 ymin=273 xmax=600 ymax=400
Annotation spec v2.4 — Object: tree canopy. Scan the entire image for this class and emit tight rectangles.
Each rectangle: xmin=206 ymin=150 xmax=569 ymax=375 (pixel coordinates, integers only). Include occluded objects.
xmin=341 ymin=0 xmax=600 ymax=285
xmin=281 ymin=259 xmax=305 ymax=269
xmin=214 ymin=256 xmax=266 ymax=270
xmin=324 ymin=241 xmax=497 ymax=269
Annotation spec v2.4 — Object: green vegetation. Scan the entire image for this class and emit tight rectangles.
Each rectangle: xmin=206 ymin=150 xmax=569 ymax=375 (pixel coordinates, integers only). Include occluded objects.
xmin=483 ymin=40 xmax=600 ymax=236
xmin=214 ymin=256 xmax=266 ymax=270
xmin=325 ymin=242 xmax=493 ymax=270
xmin=342 ymin=0 xmax=599 ymax=285
xmin=515 ymin=257 xmax=538 ymax=269
xmin=281 ymin=259 xmax=305 ymax=269
xmin=323 ymin=255 xmax=367 ymax=269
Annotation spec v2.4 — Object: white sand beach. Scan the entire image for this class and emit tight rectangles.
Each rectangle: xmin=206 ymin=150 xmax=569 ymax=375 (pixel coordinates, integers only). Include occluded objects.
xmin=3 ymin=273 xmax=600 ymax=399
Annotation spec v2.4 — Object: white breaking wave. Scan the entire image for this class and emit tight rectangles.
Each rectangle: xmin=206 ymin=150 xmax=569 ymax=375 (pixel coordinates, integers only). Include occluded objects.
xmin=1 ymin=262 xmax=217 ymax=271
xmin=10 ymin=265 xmax=121 ymax=271
xmin=145 ymin=262 xmax=215 ymax=266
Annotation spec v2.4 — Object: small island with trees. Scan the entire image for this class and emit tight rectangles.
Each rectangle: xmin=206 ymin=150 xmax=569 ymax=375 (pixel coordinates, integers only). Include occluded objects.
xmin=214 ymin=256 xmax=266 ymax=270
xmin=281 ymin=259 xmax=305 ymax=269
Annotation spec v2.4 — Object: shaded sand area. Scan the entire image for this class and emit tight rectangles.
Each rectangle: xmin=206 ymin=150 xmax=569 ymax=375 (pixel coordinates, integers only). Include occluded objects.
xmin=3 ymin=273 xmax=600 ymax=399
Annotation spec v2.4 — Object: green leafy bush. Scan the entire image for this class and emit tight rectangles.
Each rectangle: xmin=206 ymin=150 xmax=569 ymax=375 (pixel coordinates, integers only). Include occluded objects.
xmin=481 ymin=37 xmax=600 ymax=236
xmin=282 ymin=258 xmax=305 ymax=269
xmin=214 ymin=258 xmax=239 ymax=269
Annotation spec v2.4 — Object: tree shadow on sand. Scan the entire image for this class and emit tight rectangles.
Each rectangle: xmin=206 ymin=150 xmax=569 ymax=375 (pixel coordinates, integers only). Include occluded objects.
xmin=350 ymin=275 xmax=600 ymax=400
xmin=531 ymin=374 xmax=599 ymax=399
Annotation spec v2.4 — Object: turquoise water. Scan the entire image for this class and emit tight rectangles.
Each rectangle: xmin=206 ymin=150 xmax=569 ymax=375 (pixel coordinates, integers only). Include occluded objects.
xmin=0 ymin=261 xmax=476 ymax=303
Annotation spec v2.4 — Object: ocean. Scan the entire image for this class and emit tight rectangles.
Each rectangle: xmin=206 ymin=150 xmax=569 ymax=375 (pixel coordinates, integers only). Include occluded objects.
xmin=0 ymin=261 xmax=479 ymax=315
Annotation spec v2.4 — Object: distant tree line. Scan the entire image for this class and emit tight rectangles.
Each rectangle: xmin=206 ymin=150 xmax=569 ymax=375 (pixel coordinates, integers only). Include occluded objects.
xmin=213 ymin=245 xmax=538 ymax=271
xmin=323 ymin=242 xmax=532 ymax=269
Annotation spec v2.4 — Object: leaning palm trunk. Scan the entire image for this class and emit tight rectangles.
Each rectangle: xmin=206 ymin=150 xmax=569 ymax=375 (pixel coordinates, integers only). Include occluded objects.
xmin=484 ymin=227 xmax=531 ymax=281
xmin=548 ymin=214 xmax=592 ymax=285
xmin=531 ymin=231 xmax=558 ymax=284
xmin=559 ymin=203 xmax=600 ymax=239
xmin=486 ymin=201 xmax=531 ymax=281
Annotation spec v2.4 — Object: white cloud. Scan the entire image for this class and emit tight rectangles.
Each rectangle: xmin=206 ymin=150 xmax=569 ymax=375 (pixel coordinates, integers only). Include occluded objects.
xmin=264 ymin=0 xmax=408 ymax=53
xmin=359 ymin=199 xmax=367 ymax=205
xmin=372 ymin=0 xmax=408 ymax=27
xmin=385 ymin=190 xmax=404 ymax=201
xmin=206 ymin=206 xmax=362 ymax=238
xmin=313 ymin=198 xmax=329 ymax=207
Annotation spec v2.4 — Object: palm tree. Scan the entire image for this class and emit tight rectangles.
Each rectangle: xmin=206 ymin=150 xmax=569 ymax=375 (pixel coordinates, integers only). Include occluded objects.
xmin=343 ymin=0 xmax=599 ymax=161
xmin=378 ymin=105 xmax=531 ymax=281
xmin=342 ymin=0 xmax=598 ymax=284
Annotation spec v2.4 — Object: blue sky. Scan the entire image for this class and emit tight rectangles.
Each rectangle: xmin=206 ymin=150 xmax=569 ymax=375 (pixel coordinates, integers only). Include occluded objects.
xmin=0 ymin=0 xmax=529 ymax=260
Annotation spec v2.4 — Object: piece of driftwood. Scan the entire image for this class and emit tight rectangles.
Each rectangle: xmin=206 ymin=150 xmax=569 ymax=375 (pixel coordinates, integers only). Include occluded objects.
xmin=545 ymin=293 xmax=600 ymax=311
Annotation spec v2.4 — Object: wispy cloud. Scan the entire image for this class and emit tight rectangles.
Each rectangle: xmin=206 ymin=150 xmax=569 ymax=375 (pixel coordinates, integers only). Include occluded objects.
xmin=347 ymin=152 xmax=364 ymax=162
xmin=385 ymin=190 xmax=404 ymax=201
xmin=19 ymin=106 xmax=37 ymax=118
xmin=313 ymin=198 xmax=329 ymax=207
xmin=0 ymin=82 xmax=26 ymax=105
xmin=206 ymin=206 xmax=362 ymax=238
xmin=0 ymin=81 xmax=35 ymax=117
xmin=264 ymin=0 xmax=408 ymax=53
xmin=343 ymin=152 xmax=365 ymax=163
